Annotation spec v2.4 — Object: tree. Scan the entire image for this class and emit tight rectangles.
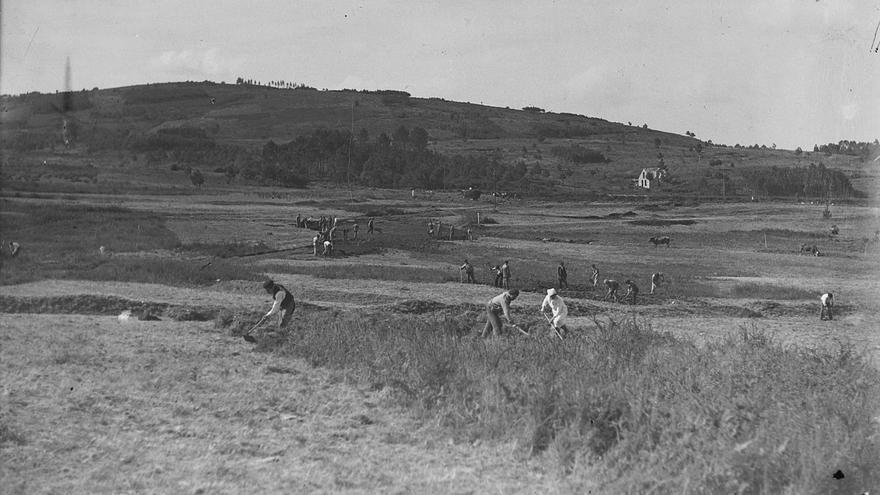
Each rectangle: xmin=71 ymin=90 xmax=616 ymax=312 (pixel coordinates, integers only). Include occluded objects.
xmin=188 ymin=168 xmax=205 ymax=187
xmin=410 ymin=127 xmax=429 ymax=153
xmin=392 ymin=125 xmax=410 ymax=149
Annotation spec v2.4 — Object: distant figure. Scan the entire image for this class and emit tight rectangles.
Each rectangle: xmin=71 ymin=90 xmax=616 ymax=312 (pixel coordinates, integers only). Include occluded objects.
xmin=467 ymin=227 xmax=473 ymax=241
xmin=830 ymin=224 xmax=839 ymax=236
xmin=591 ymin=264 xmax=599 ymax=288
xmin=296 ymin=214 xmax=302 ymax=228
xmin=449 ymin=225 xmax=455 ymax=240
xmin=368 ymin=217 xmax=375 ymax=236
xmin=491 ymin=264 xmax=503 ymax=288
xmin=482 ymin=289 xmax=519 ymax=338
xmin=556 ymin=261 xmax=569 ymax=289
xmin=99 ymin=245 xmax=107 ymax=256
xmin=623 ymin=280 xmax=639 ymax=305
xmin=9 ymin=241 xmax=20 ymax=257
xmin=411 ymin=188 xmax=415 ymax=198
xmin=342 ymin=228 xmax=349 ymax=242
xmin=460 ymin=259 xmax=475 ymax=284
xmin=313 ymin=235 xmax=321 ymax=256
xmin=322 ymin=240 xmax=333 ymax=256
xmin=819 ymin=292 xmax=834 ymax=321
xmin=353 ymin=222 xmax=359 ymax=240
xmin=501 ymin=260 xmax=511 ymax=290
xmin=540 ymin=288 xmax=569 ymax=337
xmin=603 ymin=279 xmax=620 ymax=302
xmin=650 ymin=272 xmax=663 ymax=295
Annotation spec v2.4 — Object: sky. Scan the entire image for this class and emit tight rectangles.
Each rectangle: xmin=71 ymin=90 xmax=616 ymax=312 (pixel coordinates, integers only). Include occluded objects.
xmin=2 ymin=0 xmax=878 ymax=150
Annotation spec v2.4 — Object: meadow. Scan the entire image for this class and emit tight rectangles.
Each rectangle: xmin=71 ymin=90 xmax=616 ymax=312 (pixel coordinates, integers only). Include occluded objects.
xmin=2 ymin=183 xmax=879 ymax=493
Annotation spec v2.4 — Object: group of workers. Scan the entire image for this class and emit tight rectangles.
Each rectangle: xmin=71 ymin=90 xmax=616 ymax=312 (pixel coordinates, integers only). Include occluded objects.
xmin=248 ymin=217 xmax=839 ymax=343
xmin=428 ymin=219 xmax=473 ymax=241
xmin=299 ymin=215 xmax=375 ymax=257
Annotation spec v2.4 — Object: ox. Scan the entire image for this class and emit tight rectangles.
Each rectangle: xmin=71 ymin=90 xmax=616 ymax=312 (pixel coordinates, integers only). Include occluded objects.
xmin=649 ymin=236 xmax=671 ymax=248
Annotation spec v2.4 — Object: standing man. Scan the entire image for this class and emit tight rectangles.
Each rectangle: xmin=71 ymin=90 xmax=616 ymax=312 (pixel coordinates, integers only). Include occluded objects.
xmin=9 ymin=241 xmax=20 ymax=257
xmin=540 ymin=288 xmax=569 ymax=337
xmin=650 ymin=272 xmax=663 ymax=295
xmin=591 ymin=264 xmax=600 ymax=289
xmin=491 ymin=264 xmax=503 ymax=288
xmin=368 ymin=217 xmax=375 ymax=236
xmin=449 ymin=225 xmax=455 ymax=240
xmin=501 ymin=260 xmax=511 ymax=290
xmin=313 ymin=234 xmax=321 ymax=256
xmin=557 ymin=261 xmax=569 ymax=289
xmin=460 ymin=259 xmax=476 ymax=284
xmin=482 ymin=289 xmax=520 ymax=337
xmin=819 ymin=292 xmax=834 ymax=320
xmin=296 ymin=213 xmax=302 ymax=228
xmin=623 ymin=280 xmax=640 ymax=305
xmin=467 ymin=227 xmax=473 ymax=241
xmin=353 ymin=222 xmax=359 ymax=240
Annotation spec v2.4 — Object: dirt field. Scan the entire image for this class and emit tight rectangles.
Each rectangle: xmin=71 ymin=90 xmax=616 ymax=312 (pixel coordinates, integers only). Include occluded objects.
xmin=2 ymin=188 xmax=879 ymax=493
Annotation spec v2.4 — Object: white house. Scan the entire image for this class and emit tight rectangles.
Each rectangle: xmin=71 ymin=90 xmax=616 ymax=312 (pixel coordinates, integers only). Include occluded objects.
xmin=637 ymin=167 xmax=666 ymax=190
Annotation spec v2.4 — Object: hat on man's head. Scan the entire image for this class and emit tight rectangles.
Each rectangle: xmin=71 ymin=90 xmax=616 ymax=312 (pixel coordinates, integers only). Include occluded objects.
xmin=547 ymin=288 xmax=557 ymax=296
xmin=262 ymin=280 xmax=275 ymax=290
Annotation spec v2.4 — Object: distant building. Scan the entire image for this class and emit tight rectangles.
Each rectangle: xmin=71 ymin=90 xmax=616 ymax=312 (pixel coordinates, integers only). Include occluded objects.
xmin=637 ymin=167 xmax=666 ymax=190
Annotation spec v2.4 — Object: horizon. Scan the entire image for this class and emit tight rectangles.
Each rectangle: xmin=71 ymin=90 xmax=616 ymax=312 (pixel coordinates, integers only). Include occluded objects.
xmin=2 ymin=1 xmax=878 ymax=150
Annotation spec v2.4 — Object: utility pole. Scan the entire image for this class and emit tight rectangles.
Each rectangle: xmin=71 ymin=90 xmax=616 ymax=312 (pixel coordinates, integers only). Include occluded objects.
xmin=347 ymin=99 xmax=355 ymax=200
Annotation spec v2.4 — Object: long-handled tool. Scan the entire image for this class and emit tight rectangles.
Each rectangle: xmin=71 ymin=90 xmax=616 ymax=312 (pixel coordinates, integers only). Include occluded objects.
xmin=243 ymin=315 xmax=268 ymax=343
xmin=542 ymin=312 xmax=564 ymax=340
xmin=511 ymin=323 xmax=530 ymax=336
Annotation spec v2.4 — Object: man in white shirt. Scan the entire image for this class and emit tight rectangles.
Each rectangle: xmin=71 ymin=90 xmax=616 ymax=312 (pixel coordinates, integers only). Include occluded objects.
xmin=819 ymin=292 xmax=834 ymax=321
xmin=540 ymin=288 xmax=568 ymax=337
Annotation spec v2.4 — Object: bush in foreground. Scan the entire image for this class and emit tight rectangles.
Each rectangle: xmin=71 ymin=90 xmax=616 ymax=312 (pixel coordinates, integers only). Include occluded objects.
xmin=274 ymin=312 xmax=880 ymax=494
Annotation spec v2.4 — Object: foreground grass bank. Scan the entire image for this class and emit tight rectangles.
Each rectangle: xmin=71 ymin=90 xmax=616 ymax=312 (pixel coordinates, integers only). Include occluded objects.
xmin=263 ymin=313 xmax=880 ymax=494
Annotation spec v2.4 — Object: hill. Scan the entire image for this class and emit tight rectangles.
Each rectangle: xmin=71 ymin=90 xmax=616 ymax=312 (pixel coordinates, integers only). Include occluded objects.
xmin=1 ymin=81 xmax=877 ymax=201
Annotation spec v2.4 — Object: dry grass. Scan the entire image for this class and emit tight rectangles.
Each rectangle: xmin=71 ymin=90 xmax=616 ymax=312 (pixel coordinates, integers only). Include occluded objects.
xmin=269 ymin=311 xmax=880 ymax=494
xmin=0 ymin=314 xmax=564 ymax=494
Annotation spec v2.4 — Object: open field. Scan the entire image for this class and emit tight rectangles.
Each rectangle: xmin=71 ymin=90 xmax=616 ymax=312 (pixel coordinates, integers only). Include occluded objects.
xmin=2 ymin=186 xmax=880 ymax=493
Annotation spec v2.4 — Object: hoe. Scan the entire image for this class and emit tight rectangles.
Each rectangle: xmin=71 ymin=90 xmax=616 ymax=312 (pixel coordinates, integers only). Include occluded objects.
xmin=542 ymin=312 xmax=565 ymax=340
xmin=243 ymin=316 xmax=268 ymax=343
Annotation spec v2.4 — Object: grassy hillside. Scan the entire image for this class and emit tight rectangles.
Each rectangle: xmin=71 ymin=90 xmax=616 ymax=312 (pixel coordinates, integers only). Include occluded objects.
xmin=1 ymin=81 xmax=877 ymax=200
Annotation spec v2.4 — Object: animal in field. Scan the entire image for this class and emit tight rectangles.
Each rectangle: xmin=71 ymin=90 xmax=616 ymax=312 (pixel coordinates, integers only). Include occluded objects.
xmin=799 ymin=243 xmax=820 ymax=256
xmin=649 ymin=236 xmax=671 ymax=248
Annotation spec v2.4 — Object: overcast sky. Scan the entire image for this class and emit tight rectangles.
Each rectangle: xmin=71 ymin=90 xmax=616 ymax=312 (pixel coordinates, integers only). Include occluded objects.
xmin=2 ymin=0 xmax=878 ymax=149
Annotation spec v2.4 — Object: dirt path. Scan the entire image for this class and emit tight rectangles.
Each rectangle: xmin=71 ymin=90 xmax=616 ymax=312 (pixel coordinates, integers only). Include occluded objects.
xmin=0 ymin=314 xmax=578 ymax=494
